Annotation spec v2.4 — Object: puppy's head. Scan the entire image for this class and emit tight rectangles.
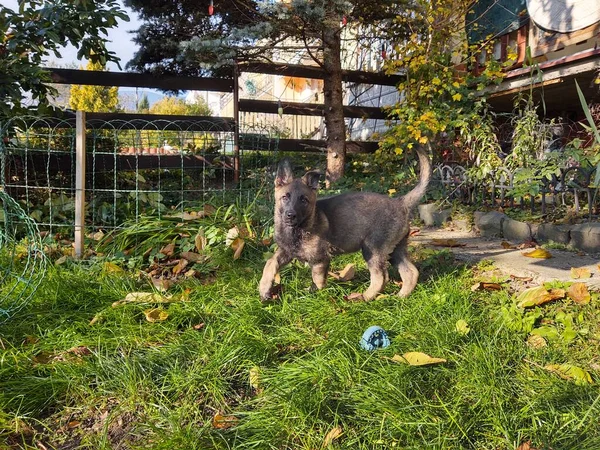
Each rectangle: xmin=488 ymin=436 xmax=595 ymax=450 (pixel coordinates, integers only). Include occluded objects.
xmin=274 ymin=159 xmax=320 ymax=227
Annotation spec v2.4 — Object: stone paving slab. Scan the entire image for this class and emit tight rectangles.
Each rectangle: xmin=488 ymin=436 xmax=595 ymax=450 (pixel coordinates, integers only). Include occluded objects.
xmin=411 ymin=227 xmax=600 ymax=287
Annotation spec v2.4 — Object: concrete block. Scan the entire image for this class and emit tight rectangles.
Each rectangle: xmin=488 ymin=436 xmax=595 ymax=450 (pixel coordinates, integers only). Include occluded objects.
xmin=418 ymin=204 xmax=451 ymax=227
xmin=569 ymin=223 xmax=600 ymax=253
xmin=537 ymin=223 xmax=570 ymax=244
xmin=474 ymin=211 xmax=507 ymax=237
xmin=502 ymin=218 xmax=532 ymax=242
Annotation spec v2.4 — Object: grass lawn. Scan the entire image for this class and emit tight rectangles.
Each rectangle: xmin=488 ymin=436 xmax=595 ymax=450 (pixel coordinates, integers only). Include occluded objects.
xmin=2 ymin=208 xmax=600 ymax=449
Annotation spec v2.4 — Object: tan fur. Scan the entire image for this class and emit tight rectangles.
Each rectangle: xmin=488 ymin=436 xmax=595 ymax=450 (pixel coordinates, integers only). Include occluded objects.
xmin=259 ymin=147 xmax=431 ymax=301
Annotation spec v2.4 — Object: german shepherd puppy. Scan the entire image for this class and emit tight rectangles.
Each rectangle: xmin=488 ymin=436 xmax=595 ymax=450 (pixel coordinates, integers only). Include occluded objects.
xmin=259 ymin=147 xmax=431 ymax=301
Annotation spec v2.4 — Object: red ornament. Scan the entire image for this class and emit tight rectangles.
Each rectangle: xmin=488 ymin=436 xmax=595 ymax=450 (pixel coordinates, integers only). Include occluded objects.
xmin=381 ymin=44 xmax=387 ymax=60
xmin=208 ymin=0 xmax=214 ymax=15
xmin=341 ymin=16 xmax=347 ymax=26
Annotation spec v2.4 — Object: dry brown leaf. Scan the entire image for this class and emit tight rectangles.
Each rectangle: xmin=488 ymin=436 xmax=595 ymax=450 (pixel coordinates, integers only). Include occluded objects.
xmin=195 ymin=231 xmax=207 ymax=252
xmin=517 ymin=240 xmax=537 ymax=249
xmin=471 ymin=282 xmax=503 ymax=292
xmin=517 ymin=441 xmax=538 ymax=450
xmin=510 ymin=274 xmax=534 ymax=282
xmin=231 ymin=237 xmax=245 ymax=260
xmin=152 ymin=278 xmax=172 ymax=292
xmin=330 ymin=263 xmax=356 ymax=281
xmin=409 ymin=228 xmax=420 ymax=236
xmin=526 ymin=334 xmax=547 ymax=349
xmin=344 ymin=292 xmax=364 ymax=302
xmin=430 ymin=238 xmax=466 ymax=248
xmin=570 ymin=267 xmax=592 ymax=279
xmin=203 ymin=204 xmax=217 ymax=216
xmin=567 ymin=282 xmax=591 ymax=305
xmin=501 ymin=241 xmax=516 ymax=249
xmin=193 ymin=323 xmax=205 ymax=330
xmin=144 ymin=308 xmax=169 ymax=323
xmin=159 ymin=243 xmax=175 ymax=257
xmin=211 ymin=413 xmax=238 ymax=430
xmin=67 ymin=420 xmax=81 ymax=429
xmin=180 ymin=251 xmax=203 ymax=263
xmin=322 ymin=426 xmax=343 ymax=448
xmin=172 ymin=258 xmax=189 ymax=276
xmin=67 ymin=346 xmax=92 ymax=356
xmin=522 ymin=248 xmax=552 ymax=259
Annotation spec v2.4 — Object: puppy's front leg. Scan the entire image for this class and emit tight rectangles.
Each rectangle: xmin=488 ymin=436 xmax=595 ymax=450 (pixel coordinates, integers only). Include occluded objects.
xmin=310 ymin=260 xmax=330 ymax=291
xmin=259 ymin=249 xmax=291 ymax=301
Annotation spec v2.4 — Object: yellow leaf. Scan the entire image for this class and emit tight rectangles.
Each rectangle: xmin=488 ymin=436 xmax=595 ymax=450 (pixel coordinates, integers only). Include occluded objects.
xmin=322 ymin=425 xmax=343 ymax=447
xmin=570 ymin=267 xmax=592 ymax=279
xmin=567 ymin=282 xmax=591 ymax=305
xmin=249 ymin=366 xmax=261 ymax=392
xmin=527 ymin=334 xmax=547 ymax=349
xmin=455 ymin=319 xmax=470 ymax=335
xmin=522 ymin=248 xmax=552 ymax=259
xmin=516 ymin=286 xmax=565 ymax=308
xmin=113 ymin=292 xmax=172 ymax=307
xmin=330 ymin=263 xmax=356 ymax=282
xmin=544 ymin=363 xmax=594 ymax=384
xmin=103 ymin=262 xmax=123 ymax=274
xmin=144 ymin=308 xmax=169 ymax=322
xmin=172 ymin=258 xmax=189 ymax=276
xmin=231 ymin=237 xmax=245 ymax=260
xmin=212 ymin=413 xmax=238 ymax=429
xmin=391 ymin=352 xmax=446 ymax=366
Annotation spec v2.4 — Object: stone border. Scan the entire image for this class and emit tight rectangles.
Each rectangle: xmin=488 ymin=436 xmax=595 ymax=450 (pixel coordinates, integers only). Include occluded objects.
xmin=417 ymin=206 xmax=600 ymax=253
xmin=473 ymin=211 xmax=600 ymax=254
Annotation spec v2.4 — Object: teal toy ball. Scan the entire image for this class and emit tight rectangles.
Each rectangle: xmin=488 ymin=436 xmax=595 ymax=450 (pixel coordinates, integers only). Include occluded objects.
xmin=360 ymin=326 xmax=390 ymax=351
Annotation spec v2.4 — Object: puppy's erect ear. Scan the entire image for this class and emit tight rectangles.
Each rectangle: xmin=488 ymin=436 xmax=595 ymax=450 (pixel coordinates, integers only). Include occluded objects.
xmin=301 ymin=171 xmax=321 ymax=190
xmin=275 ymin=159 xmax=294 ymax=187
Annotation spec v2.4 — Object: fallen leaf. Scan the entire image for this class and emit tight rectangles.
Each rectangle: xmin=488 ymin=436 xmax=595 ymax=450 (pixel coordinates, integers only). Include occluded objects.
xmin=510 ymin=274 xmax=534 ymax=282
xmin=567 ymin=282 xmax=591 ymax=305
xmin=55 ymin=255 xmax=69 ymax=265
xmin=501 ymin=241 xmax=515 ymax=249
xmin=391 ymin=352 xmax=446 ymax=366
xmin=455 ymin=319 xmax=470 ymax=335
xmin=113 ymin=292 xmax=172 ymax=307
xmin=517 ymin=240 xmax=537 ymax=249
xmin=67 ymin=420 xmax=81 ymax=429
xmin=430 ymin=238 xmax=466 ymax=248
xmin=516 ymin=286 xmax=565 ymax=308
xmin=226 ymin=227 xmax=239 ymax=246
xmin=193 ymin=323 xmax=205 ymax=330
xmin=471 ymin=281 xmax=502 ymax=292
xmin=211 ymin=413 xmax=238 ymax=430
xmin=67 ymin=346 xmax=92 ymax=356
xmin=249 ymin=366 xmax=261 ymax=393
xmin=144 ymin=308 xmax=169 ymax=322
xmin=330 ymin=263 xmax=356 ymax=281
xmin=152 ymin=278 xmax=172 ymax=292
xmin=184 ymin=269 xmax=198 ymax=278
xmin=89 ymin=313 xmax=102 ymax=326
xmin=522 ymin=248 xmax=552 ymax=259
xmin=103 ymin=262 xmax=123 ymax=274
xmin=231 ymin=237 xmax=245 ymax=260
xmin=527 ymin=334 xmax=547 ymax=349
xmin=195 ymin=230 xmax=207 ymax=252
xmin=322 ymin=426 xmax=343 ymax=448
xmin=517 ymin=441 xmax=537 ymax=450
xmin=203 ymin=204 xmax=217 ymax=216
xmin=409 ymin=228 xmax=420 ymax=236
xmin=544 ymin=363 xmax=594 ymax=384
xmin=180 ymin=251 xmax=204 ymax=263
xmin=172 ymin=258 xmax=189 ymax=276
xmin=570 ymin=267 xmax=592 ymax=279
xmin=344 ymin=292 xmax=364 ymax=302
xmin=159 ymin=243 xmax=175 ymax=257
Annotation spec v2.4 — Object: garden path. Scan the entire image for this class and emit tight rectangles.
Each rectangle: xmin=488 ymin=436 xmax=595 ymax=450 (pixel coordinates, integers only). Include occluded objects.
xmin=412 ymin=226 xmax=600 ymax=289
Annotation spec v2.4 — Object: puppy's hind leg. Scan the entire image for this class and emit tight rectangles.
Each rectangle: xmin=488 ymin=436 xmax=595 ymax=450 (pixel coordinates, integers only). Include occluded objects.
xmin=362 ymin=247 xmax=388 ymax=301
xmin=391 ymin=239 xmax=419 ymax=297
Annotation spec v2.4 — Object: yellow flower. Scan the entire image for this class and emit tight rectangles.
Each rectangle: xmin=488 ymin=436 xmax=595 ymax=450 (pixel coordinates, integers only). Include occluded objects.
xmin=419 ymin=136 xmax=428 ymax=144
xmin=388 ymin=188 xmax=397 ymax=196
xmin=452 ymin=93 xmax=462 ymax=101
xmin=452 ymin=81 xmax=460 ymax=88
xmin=432 ymin=77 xmax=441 ymax=85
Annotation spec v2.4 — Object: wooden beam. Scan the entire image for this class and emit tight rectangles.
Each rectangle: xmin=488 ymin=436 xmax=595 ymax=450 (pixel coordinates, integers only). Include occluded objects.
xmin=74 ymin=111 xmax=86 ymax=259
xmin=245 ymin=138 xmax=378 ymax=154
xmin=239 ymin=99 xmax=388 ymax=119
xmin=46 ymin=68 xmax=235 ymax=92
xmin=239 ymin=62 xmax=404 ymax=86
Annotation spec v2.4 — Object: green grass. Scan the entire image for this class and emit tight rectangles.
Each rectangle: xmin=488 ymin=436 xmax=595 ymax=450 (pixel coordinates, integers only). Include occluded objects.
xmin=2 ymin=235 xmax=600 ymax=449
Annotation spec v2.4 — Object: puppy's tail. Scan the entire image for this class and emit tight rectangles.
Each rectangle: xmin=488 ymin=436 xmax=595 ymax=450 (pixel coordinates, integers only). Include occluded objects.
xmin=401 ymin=145 xmax=432 ymax=209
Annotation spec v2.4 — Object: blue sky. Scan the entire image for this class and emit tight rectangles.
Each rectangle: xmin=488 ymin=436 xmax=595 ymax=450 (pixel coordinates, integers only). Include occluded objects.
xmin=4 ymin=0 xmax=142 ymax=70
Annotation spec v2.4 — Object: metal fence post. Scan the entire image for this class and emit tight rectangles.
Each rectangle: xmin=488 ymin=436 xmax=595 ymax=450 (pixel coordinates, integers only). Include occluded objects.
xmin=233 ymin=62 xmax=240 ymax=183
xmin=75 ymin=110 xmax=86 ymax=258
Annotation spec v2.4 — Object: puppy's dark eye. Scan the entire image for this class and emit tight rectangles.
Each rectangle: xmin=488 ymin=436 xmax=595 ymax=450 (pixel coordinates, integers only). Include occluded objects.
xmin=281 ymin=193 xmax=290 ymax=202
xmin=300 ymin=196 xmax=308 ymax=204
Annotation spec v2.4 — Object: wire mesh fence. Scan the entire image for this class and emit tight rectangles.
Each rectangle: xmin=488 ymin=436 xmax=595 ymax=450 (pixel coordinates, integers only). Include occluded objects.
xmin=0 ymin=115 xmax=306 ymax=235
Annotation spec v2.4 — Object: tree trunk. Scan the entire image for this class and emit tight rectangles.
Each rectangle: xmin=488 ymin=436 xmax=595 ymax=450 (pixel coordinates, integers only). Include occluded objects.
xmin=322 ymin=13 xmax=346 ymax=187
